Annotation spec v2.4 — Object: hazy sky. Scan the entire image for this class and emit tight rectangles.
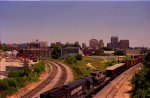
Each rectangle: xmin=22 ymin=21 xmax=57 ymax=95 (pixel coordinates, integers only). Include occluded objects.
xmin=0 ymin=1 xmax=150 ymax=47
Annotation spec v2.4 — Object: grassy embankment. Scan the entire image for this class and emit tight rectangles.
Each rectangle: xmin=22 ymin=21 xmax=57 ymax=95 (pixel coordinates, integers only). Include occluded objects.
xmin=0 ymin=61 xmax=45 ymax=98
xmin=50 ymin=56 xmax=118 ymax=79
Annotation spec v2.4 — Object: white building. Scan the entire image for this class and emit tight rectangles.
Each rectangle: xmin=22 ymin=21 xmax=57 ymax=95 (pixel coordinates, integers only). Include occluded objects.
xmin=125 ymin=49 xmax=141 ymax=55
xmin=30 ymin=39 xmax=48 ymax=48
xmin=61 ymin=47 xmax=83 ymax=58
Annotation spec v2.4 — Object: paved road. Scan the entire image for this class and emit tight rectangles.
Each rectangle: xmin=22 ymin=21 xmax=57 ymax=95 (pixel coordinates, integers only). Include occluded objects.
xmin=93 ymin=63 xmax=142 ymax=98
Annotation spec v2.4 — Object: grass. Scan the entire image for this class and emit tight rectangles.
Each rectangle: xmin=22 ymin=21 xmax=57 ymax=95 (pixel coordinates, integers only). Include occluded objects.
xmin=49 ymin=56 xmax=121 ymax=79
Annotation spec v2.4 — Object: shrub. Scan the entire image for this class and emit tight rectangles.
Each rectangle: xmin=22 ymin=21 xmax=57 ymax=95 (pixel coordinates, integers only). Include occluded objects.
xmin=8 ymin=70 xmax=24 ymax=78
xmin=27 ymin=72 xmax=38 ymax=82
xmin=131 ymin=52 xmax=150 ymax=97
xmin=75 ymin=54 xmax=83 ymax=61
xmin=33 ymin=62 xmax=45 ymax=75
xmin=65 ymin=56 xmax=77 ymax=64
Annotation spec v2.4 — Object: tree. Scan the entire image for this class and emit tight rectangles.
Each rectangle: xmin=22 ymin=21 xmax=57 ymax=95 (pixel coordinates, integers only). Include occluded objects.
xmin=65 ymin=56 xmax=77 ymax=64
xmin=102 ymin=47 xmax=113 ymax=51
xmin=22 ymin=58 xmax=30 ymax=76
xmin=92 ymin=49 xmax=104 ymax=55
xmin=73 ymin=41 xmax=80 ymax=47
xmin=131 ymin=52 xmax=150 ymax=98
xmin=1 ymin=45 xmax=11 ymax=51
xmin=51 ymin=46 xmax=61 ymax=59
xmin=144 ymin=52 xmax=150 ymax=68
xmin=114 ymin=50 xmax=125 ymax=56
xmin=75 ymin=54 xmax=83 ymax=61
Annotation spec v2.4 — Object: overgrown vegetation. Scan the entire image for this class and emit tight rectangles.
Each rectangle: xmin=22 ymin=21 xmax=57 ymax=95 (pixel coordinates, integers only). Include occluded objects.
xmin=0 ymin=62 xmax=45 ymax=98
xmin=114 ymin=50 xmax=125 ymax=56
xmin=64 ymin=55 xmax=117 ymax=79
xmin=131 ymin=52 xmax=150 ymax=98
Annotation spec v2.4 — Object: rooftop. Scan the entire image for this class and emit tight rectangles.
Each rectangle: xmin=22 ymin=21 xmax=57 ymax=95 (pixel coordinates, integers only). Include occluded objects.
xmin=106 ymin=63 xmax=125 ymax=70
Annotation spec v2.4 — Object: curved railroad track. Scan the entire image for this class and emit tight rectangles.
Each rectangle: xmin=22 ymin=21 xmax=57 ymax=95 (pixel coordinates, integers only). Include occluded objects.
xmin=21 ymin=61 xmax=58 ymax=98
xmin=53 ymin=62 xmax=67 ymax=87
xmin=106 ymin=63 xmax=142 ymax=98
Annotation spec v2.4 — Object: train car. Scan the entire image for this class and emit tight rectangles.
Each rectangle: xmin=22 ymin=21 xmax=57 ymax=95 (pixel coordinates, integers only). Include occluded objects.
xmin=91 ymin=71 xmax=105 ymax=87
xmin=135 ymin=58 xmax=138 ymax=64
xmin=130 ymin=59 xmax=133 ymax=67
xmin=127 ymin=60 xmax=132 ymax=68
xmin=138 ymin=56 xmax=144 ymax=62
xmin=40 ymin=87 xmax=68 ymax=98
xmin=40 ymin=56 xmax=144 ymax=98
xmin=83 ymin=77 xmax=94 ymax=97
xmin=62 ymin=79 xmax=87 ymax=98
xmin=106 ymin=63 xmax=125 ymax=78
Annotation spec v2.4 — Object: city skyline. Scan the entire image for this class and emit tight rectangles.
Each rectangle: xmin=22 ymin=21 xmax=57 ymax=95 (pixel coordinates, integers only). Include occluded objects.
xmin=0 ymin=1 xmax=150 ymax=47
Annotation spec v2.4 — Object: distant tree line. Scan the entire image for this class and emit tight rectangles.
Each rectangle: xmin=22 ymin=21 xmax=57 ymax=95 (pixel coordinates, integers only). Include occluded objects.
xmin=51 ymin=42 xmax=80 ymax=59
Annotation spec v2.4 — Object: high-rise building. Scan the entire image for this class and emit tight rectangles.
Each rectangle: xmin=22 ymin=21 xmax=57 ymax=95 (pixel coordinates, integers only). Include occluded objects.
xmin=119 ymin=40 xmax=129 ymax=49
xmin=89 ymin=39 xmax=98 ymax=50
xmin=98 ymin=40 xmax=104 ymax=49
xmin=111 ymin=36 xmax=118 ymax=44
xmin=82 ymin=43 xmax=87 ymax=49
xmin=107 ymin=36 xmax=129 ymax=49
xmin=111 ymin=36 xmax=119 ymax=49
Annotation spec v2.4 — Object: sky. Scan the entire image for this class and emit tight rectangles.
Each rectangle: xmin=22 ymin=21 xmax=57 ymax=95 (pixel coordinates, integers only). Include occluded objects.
xmin=0 ymin=1 xmax=150 ymax=47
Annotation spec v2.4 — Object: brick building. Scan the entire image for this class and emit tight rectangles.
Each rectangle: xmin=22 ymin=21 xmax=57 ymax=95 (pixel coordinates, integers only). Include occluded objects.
xmin=89 ymin=39 xmax=98 ymax=50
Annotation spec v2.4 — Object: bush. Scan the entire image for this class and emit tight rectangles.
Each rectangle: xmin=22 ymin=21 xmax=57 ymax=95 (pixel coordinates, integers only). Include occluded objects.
xmin=15 ymin=77 xmax=27 ymax=87
xmin=8 ymin=70 xmax=24 ymax=78
xmin=27 ymin=71 xmax=38 ymax=82
xmin=65 ymin=56 xmax=77 ymax=64
xmin=75 ymin=54 xmax=83 ymax=61
xmin=33 ymin=62 xmax=45 ymax=75
xmin=131 ymin=52 xmax=150 ymax=97
xmin=0 ymin=62 xmax=45 ymax=97
xmin=114 ymin=50 xmax=125 ymax=56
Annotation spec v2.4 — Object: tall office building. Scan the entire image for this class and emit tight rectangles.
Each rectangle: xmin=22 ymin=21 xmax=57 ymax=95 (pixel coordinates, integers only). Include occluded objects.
xmin=119 ymin=40 xmax=129 ymax=49
xmin=82 ymin=43 xmax=87 ymax=49
xmin=98 ymin=40 xmax=104 ymax=49
xmin=111 ymin=36 xmax=118 ymax=43
xmin=107 ymin=36 xmax=130 ymax=49
xmin=110 ymin=36 xmax=119 ymax=49
xmin=89 ymin=39 xmax=98 ymax=50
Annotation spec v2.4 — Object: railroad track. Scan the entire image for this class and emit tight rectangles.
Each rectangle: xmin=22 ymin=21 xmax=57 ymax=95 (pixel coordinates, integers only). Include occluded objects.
xmin=53 ymin=62 xmax=67 ymax=87
xmin=106 ymin=63 xmax=142 ymax=98
xmin=21 ymin=62 xmax=58 ymax=98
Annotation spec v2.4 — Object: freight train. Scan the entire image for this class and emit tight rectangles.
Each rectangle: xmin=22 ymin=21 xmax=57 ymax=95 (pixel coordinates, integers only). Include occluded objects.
xmin=40 ymin=55 xmax=144 ymax=98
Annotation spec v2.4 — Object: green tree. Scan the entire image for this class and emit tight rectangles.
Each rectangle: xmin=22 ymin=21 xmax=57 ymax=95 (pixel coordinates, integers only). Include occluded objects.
xmin=51 ymin=46 xmax=61 ymax=59
xmin=114 ymin=50 xmax=125 ymax=56
xmin=75 ymin=54 xmax=83 ymax=61
xmin=1 ymin=45 xmax=11 ymax=51
xmin=65 ymin=56 xmax=77 ymax=64
xmin=102 ymin=47 xmax=113 ymax=51
xmin=144 ymin=52 xmax=150 ymax=68
xmin=131 ymin=52 xmax=150 ymax=98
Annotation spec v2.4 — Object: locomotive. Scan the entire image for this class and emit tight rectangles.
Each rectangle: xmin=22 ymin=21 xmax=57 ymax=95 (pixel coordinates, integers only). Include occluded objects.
xmin=40 ymin=55 xmax=144 ymax=98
